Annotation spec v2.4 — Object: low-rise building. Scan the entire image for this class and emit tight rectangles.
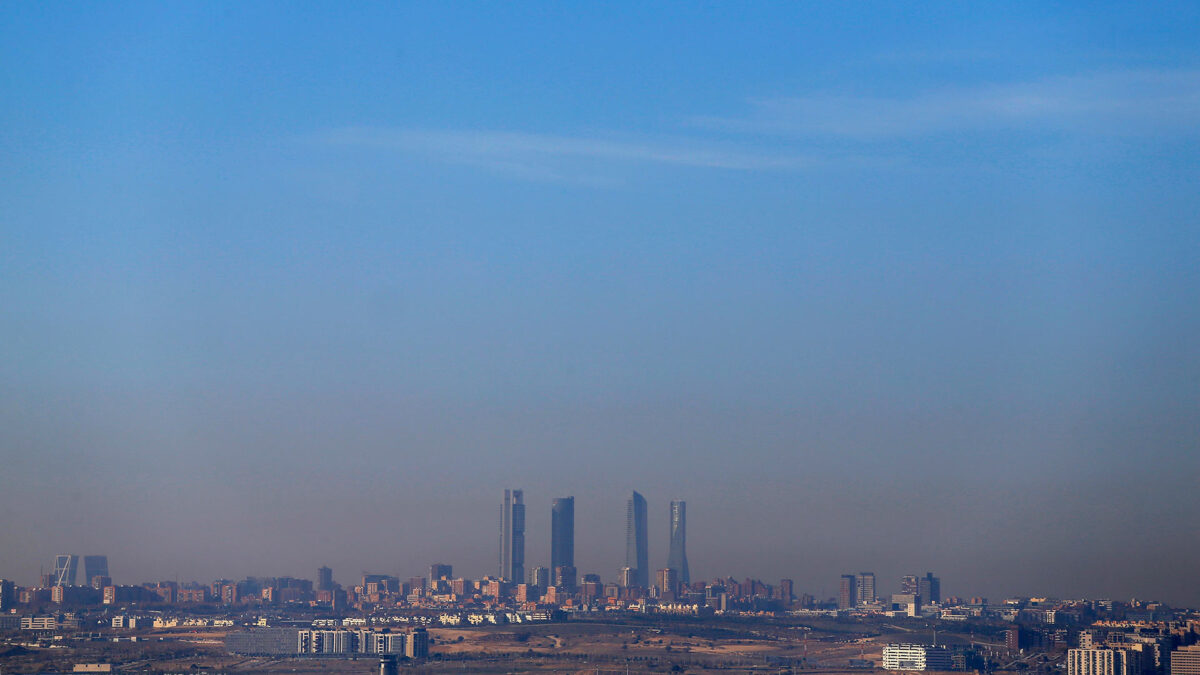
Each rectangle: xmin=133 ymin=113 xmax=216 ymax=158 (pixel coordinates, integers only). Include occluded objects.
xmin=883 ymin=644 xmax=952 ymax=671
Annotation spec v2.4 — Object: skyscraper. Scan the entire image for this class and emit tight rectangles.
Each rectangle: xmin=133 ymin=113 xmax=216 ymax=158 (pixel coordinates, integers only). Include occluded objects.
xmin=499 ymin=489 xmax=525 ymax=583
xmin=429 ymin=563 xmax=452 ymax=582
xmin=667 ymin=500 xmax=689 ymax=585
xmin=856 ymin=572 xmax=876 ymax=605
xmin=625 ymin=491 xmax=649 ymax=588
xmin=52 ymin=555 xmax=78 ymax=586
xmin=550 ymin=497 xmax=574 ymax=572
xmin=839 ymin=574 xmax=857 ymax=610
xmin=83 ymin=555 xmax=109 ymax=586
xmin=317 ymin=566 xmax=333 ymax=591
xmin=918 ymin=572 xmax=941 ymax=605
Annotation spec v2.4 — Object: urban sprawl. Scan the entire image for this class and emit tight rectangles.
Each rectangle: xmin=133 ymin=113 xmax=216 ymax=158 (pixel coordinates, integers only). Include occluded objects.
xmin=2 ymin=491 xmax=1198 ymax=675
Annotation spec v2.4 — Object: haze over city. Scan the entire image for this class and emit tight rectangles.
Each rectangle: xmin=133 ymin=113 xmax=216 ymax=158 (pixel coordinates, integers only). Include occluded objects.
xmin=2 ymin=2 xmax=1198 ymax=609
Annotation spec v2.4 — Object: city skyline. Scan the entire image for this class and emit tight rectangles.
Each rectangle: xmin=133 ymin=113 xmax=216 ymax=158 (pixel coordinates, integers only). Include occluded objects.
xmin=5 ymin=482 xmax=1197 ymax=606
xmin=2 ymin=2 xmax=1198 ymax=609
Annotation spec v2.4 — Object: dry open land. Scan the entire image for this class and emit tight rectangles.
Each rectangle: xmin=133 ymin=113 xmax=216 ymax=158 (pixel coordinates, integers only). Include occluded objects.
xmin=0 ymin=615 xmax=987 ymax=673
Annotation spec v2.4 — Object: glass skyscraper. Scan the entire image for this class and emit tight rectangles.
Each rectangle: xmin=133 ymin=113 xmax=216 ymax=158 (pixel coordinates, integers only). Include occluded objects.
xmin=625 ymin=491 xmax=649 ymax=588
xmin=499 ymin=489 xmax=525 ymax=583
xmin=667 ymin=500 xmax=689 ymax=585
xmin=550 ymin=496 xmax=574 ymax=572
xmin=52 ymin=554 xmax=78 ymax=587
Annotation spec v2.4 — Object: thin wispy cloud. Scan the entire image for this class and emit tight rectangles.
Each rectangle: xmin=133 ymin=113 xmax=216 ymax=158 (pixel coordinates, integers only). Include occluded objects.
xmin=319 ymin=127 xmax=811 ymax=180
xmin=695 ymin=69 xmax=1200 ymax=139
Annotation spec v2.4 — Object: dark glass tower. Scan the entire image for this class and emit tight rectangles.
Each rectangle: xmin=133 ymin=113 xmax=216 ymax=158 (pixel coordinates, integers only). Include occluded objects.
xmin=550 ymin=496 xmax=575 ymax=572
xmin=82 ymin=555 xmax=108 ymax=585
xmin=500 ymin=489 xmax=525 ymax=583
xmin=667 ymin=500 xmax=689 ymax=585
xmin=625 ymin=491 xmax=649 ymax=588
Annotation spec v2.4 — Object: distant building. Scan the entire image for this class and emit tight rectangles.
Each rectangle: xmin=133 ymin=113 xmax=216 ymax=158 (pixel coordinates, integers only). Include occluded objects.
xmin=406 ymin=627 xmax=429 ymax=659
xmin=430 ymin=563 xmax=452 ymax=583
xmin=656 ymin=568 xmax=679 ymax=598
xmin=83 ymin=556 xmax=109 ymax=586
xmin=53 ymin=554 xmax=79 ymax=586
xmin=839 ymin=574 xmax=857 ymax=610
xmin=1171 ymin=646 xmax=1200 ymax=675
xmin=552 ymin=565 xmax=577 ymax=591
xmin=500 ymin=489 xmax=525 ymax=583
xmin=618 ymin=566 xmax=635 ymax=588
xmin=1069 ymin=648 xmax=1148 ymax=675
xmin=856 ymin=572 xmax=876 ymax=605
xmin=778 ymin=579 xmax=794 ymax=604
xmin=529 ymin=566 xmax=550 ymax=591
xmin=551 ymin=497 xmax=574 ymax=573
xmin=891 ymin=593 xmax=920 ymax=616
xmin=625 ymin=491 xmax=649 ymax=588
xmin=667 ymin=500 xmax=689 ymax=585
xmin=883 ymin=644 xmax=952 ymax=671
xmin=0 ymin=579 xmax=15 ymax=611
xmin=901 ymin=574 xmax=920 ymax=595
xmin=317 ymin=566 xmax=334 ymax=591
xmin=22 ymin=616 xmax=58 ymax=631
xmin=918 ymin=573 xmax=941 ymax=605
xmin=1005 ymin=627 xmax=1021 ymax=651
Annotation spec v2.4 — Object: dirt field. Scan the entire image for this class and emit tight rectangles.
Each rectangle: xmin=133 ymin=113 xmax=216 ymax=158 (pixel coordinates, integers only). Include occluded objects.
xmin=0 ymin=615 xmax=965 ymax=673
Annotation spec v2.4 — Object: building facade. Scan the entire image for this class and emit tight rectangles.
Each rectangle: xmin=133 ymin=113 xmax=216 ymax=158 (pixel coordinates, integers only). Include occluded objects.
xmin=856 ymin=572 xmax=876 ymax=605
xmin=1171 ymin=646 xmax=1200 ymax=675
xmin=1068 ymin=648 xmax=1149 ymax=675
xmin=839 ymin=574 xmax=857 ymax=610
xmin=883 ymin=644 xmax=952 ymax=671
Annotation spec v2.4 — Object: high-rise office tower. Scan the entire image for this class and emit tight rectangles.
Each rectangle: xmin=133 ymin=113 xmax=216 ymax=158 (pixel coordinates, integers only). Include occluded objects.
xmin=83 ymin=555 xmax=109 ymax=586
xmin=551 ymin=497 xmax=574 ymax=572
xmin=52 ymin=555 xmax=78 ymax=586
xmin=0 ymin=579 xmax=15 ymax=611
xmin=918 ymin=572 xmax=941 ymax=605
xmin=856 ymin=572 xmax=876 ymax=605
xmin=667 ymin=500 xmax=689 ymax=585
xmin=429 ymin=563 xmax=452 ymax=582
xmin=779 ymin=578 xmax=795 ymax=604
xmin=529 ymin=566 xmax=550 ymax=591
xmin=82 ymin=556 xmax=107 ymax=582
xmin=839 ymin=574 xmax=857 ymax=610
xmin=656 ymin=567 xmax=679 ymax=596
xmin=625 ymin=491 xmax=649 ymax=588
xmin=901 ymin=574 xmax=920 ymax=596
xmin=500 ymin=489 xmax=525 ymax=583
xmin=317 ymin=566 xmax=334 ymax=591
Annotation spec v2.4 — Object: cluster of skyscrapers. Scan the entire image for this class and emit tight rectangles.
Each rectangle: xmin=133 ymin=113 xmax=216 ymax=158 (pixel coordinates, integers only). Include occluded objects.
xmin=839 ymin=571 xmax=941 ymax=613
xmin=499 ymin=490 xmax=688 ymax=592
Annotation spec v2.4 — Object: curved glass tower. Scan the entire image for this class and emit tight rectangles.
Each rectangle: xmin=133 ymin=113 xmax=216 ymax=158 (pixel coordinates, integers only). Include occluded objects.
xmin=667 ymin=500 xmax=689 ymax=585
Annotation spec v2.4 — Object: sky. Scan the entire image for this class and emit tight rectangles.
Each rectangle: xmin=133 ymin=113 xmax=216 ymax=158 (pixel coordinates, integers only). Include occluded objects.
xmin=1 ymin=2 xmax=1198 ymax=605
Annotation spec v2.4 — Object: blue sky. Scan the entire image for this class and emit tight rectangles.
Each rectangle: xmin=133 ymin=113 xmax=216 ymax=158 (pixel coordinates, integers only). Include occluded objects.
xmin=2 ymin=2 xmax=1198 ymax=603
